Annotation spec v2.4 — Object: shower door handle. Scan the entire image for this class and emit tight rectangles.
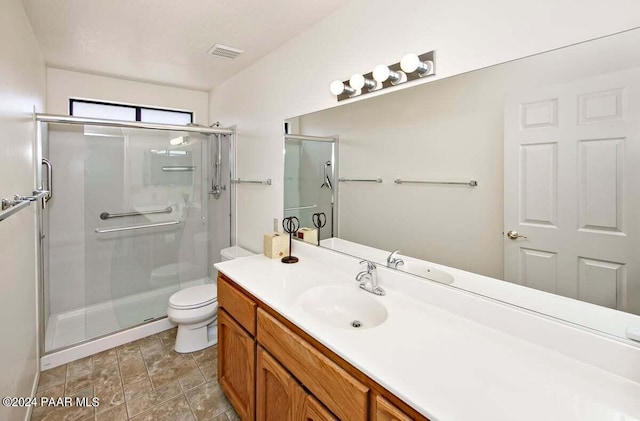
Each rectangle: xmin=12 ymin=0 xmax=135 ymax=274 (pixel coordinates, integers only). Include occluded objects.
xmin=42 ymin=158 xmax=53 ymax=205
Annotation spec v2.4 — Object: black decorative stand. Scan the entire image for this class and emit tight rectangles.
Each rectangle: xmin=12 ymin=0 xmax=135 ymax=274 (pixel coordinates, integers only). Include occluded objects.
xmin=281 ymin=216 xmax=300 ymax=264
xmin=312 ymin=212 xmax=326 ymax=246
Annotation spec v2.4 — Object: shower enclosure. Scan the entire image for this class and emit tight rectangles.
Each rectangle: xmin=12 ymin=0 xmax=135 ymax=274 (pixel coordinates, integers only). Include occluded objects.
xmin=35 ymin=115 xmax=235 ymax=367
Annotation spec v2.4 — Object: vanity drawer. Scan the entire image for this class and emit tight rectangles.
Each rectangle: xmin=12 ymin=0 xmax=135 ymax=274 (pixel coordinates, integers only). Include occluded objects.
xmin=218 ymin=274 xmax=256 ymax=336
xmin=257 ymin=308 xmax=369 ymax=421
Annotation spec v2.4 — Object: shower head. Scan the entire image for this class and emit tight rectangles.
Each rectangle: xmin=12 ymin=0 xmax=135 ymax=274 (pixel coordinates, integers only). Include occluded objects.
xmin=321 ymin=161 xmax=333 ymax=190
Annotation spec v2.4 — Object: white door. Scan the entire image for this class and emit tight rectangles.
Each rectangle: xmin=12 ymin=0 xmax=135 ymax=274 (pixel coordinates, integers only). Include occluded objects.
xmin=504 ymin=68 xmax=640 ymax=314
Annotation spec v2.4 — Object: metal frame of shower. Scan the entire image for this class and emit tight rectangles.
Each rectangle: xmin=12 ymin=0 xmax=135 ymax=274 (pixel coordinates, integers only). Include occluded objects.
xmin=283 ymin=133 xmax=338 ymax=239
xmin=34 ymin=113 xmax=237 ymax=360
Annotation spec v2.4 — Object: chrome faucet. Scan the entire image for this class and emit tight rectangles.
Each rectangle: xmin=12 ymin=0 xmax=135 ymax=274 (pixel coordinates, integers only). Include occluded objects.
xmin=356 ymin=260 xmax=385 ymax=296
xmin=386 ymin=250 xmax=404 ymax=269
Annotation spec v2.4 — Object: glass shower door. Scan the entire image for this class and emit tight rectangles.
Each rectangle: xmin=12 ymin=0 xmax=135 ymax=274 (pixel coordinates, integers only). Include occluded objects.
xmin=43 ymin=122 xmax=213 ymax=351
xmin=84 ymin=127 xmax=209 ymax=338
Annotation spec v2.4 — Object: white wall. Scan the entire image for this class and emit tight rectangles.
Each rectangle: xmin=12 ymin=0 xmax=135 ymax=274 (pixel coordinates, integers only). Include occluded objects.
xmin=46 ymin=68 xmax=209 ymax=124
xmin=0 ymin=0 xmax=46 ymax=419
xmin=208 ymin=0 xmax=640 ymax=252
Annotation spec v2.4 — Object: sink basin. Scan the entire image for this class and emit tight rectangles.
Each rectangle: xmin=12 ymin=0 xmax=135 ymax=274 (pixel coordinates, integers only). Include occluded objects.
xmin=399 ymin=261 xmax=454 ymax=284
xmin=297 ymin=285 xmax=388 ymax=330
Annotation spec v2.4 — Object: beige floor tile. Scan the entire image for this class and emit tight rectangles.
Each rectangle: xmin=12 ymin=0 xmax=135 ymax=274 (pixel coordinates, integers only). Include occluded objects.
xmin=37 ymin=365 xmax=67 ymax=392
xmin=198 ymin=360 xmax=217 ymax=383
xmin=185 ymin=381 xmax=230 ymax=421
xmin=190 ymin=346 xmax=218 ymax=366
xmin=66 ymin=357 xmax=93 ymax=381
xmin=65 ymin=372 xmax=94 ymax=395
xmin=119 ymin=355 xmax=148 ymax=386
xmin=123 ymin=378 xmax=152 ymax=402
xmin=145 ymin=349 xmax=194 ymax=377
xmin=210 ymin=414 xmax=229 ymax=421
xmin=150 ymin=361 xmax=198 ymax=388
xmin=116 ymin=343 xmax=142 ymax=363
xmin=125 ymin=381 xmax=182 ymax=418
xmin=136 ymin=335 xmax=162 ymax=353
xmin=94 ymin=364 xmax=121 ymax=391
xmin=36 ymin=384 xmax=65 ymax=400
xmin=94 ymin=383 xmax=124 ymax=415
xmin=178 ymin=369 xmax=205 ymax=392
xmin=31 ymin=401 xmax=94 ymax=421
xmin=157 ymin=327 xmax=177 ymax=344
xmin=93 ymin=348 xmax=118 ymax=370
xmin=95 ymin=403 xmax=128 ymax=421
xmin=129 ymin=394 xmax=194 ymax=421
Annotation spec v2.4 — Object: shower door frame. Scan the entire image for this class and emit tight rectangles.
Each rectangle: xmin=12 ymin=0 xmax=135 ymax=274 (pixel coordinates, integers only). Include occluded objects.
xmin=35 ymin=113 xmax=237 ymax=359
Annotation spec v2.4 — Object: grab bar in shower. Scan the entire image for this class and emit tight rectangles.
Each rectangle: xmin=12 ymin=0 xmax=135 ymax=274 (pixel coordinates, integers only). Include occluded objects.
xmin=338 ymin=178 xmax=383 ymax=183
xmin=162 ymin=166 xmax=195 ymax=172
xmin=394 ymin=179 xmax=478 ymax=186
xmin=95 ymin=220 xmax=180 ymax=234
xmin=231 ymin=178 xmax=272 ymax=185
xmin=100 ymin=206 xmax=173 ymax=220
xmin=284 ymin=204 xmax=317 ymax=212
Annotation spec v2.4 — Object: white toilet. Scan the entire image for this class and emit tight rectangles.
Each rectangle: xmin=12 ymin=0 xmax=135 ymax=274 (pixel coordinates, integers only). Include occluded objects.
xmin=167 ymin=245 xmax=254 ymax=353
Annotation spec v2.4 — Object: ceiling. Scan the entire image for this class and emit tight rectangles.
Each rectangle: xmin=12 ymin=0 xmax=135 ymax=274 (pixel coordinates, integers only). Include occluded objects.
xmin=22 ymin=0 xmax=350 ymax=91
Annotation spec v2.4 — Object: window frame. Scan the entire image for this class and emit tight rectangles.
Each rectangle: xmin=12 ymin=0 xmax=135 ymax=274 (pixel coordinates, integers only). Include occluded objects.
xmin=69 ymin=98 xmax=193 ymax=124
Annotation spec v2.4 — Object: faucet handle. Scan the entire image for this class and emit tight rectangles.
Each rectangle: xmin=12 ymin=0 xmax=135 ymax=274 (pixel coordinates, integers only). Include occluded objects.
xmin=387 ymin=250 xmax=400 ymax=262
xmin=359 ymin=260 xmax=376 ymax=271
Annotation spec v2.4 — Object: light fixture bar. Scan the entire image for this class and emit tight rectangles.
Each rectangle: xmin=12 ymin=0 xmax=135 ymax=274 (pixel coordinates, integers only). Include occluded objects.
xmin=332 ymin=50 xmax=435 ymax=102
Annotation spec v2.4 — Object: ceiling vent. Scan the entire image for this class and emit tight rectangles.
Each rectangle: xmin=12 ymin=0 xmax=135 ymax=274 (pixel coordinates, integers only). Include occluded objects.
xmin=207 ymin=44 xmax=244 ymax=60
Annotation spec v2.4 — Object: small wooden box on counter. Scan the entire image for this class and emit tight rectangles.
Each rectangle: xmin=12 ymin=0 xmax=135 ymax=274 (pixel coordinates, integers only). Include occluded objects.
xmin=297 ymin=227 xmax=318 ymax=245
xmin=263 ymin=232 xmax=289 ymax=259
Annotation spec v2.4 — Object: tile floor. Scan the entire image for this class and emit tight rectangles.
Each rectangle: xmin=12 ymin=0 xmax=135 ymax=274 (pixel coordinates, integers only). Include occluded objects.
xmin=32 ymin=328 xmax=239 ymax=421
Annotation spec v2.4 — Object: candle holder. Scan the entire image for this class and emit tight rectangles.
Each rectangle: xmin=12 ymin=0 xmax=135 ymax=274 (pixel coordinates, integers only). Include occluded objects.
xmin=281 ymin=216 xmax=300 ymax=264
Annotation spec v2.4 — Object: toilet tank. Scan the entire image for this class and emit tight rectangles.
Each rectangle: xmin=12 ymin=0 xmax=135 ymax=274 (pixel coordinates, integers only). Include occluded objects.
xmin=220 ymin=245 xmax=255 ymax=261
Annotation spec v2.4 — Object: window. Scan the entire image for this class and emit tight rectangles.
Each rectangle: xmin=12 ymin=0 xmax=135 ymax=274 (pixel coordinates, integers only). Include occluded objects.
xmin=69 ymin=99 xmax=193 ymax=125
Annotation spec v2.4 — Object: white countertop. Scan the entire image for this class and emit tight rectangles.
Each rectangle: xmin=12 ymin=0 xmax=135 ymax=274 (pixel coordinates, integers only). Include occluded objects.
xmin=214 ymin=243 xmax=640 ymax=421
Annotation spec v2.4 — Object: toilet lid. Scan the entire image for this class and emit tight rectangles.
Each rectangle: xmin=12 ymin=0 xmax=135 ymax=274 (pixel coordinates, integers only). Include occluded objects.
xmin=169 ymin=284 xmax=218 ymax=310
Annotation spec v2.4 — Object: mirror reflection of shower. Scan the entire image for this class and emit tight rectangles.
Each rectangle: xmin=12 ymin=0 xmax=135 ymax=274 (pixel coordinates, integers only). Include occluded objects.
xmin=283 ymin=134 xmax=337 ymax=240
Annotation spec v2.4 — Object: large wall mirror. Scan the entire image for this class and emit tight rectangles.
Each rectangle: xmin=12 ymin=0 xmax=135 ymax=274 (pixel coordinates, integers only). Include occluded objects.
xmin=284 ymin=28 xmax=640 ymax=344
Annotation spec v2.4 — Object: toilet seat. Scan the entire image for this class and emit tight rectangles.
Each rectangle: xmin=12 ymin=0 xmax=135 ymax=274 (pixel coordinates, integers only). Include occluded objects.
xmin=169 ymin=284 xmax=217 ymax=310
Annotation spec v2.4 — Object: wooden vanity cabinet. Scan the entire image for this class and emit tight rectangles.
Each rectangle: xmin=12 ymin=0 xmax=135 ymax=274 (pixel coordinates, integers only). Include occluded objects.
xmin=256 ymin=345 xmax=305 ymax=420
xmin=218 ymin=309 xmax=255 ymax=421
xmin=217 ymin=273 xmax=426 ymax=421
xmin=374 ymin=395 xmax=413 ymax=421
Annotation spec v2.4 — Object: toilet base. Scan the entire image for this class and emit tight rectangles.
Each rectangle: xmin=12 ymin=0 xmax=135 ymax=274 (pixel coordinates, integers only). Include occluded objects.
xmin=174 ymin=318 xmax=218 ymax=353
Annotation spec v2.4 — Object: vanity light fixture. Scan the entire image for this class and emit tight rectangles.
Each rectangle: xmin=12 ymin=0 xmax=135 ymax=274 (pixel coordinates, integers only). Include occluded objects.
xmin=330 ymin=50 xmax=435 ymax=101
xmin=372 ymin=65 xmax=407 ymax=85
xmin=329 ymin=80 xmax=356 ymax=97
xmin=400 ymin=53 xmax=434 ymax=77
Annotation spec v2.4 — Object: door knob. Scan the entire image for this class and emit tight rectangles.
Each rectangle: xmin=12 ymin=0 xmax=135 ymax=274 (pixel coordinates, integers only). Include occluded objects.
xmin=506 ymin=230 xmax=527 ymax=240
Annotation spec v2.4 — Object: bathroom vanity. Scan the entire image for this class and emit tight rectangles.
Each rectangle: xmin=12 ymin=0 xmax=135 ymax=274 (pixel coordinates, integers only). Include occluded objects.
xmin=214 ymin=242 xmax=640 ymax=421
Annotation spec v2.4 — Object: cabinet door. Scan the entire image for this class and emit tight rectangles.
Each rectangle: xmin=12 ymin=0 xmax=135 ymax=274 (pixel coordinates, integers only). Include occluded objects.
xmin=219 ymin=309 xmax=256 ymax=421
xmin=256 ymin=346 xmax=305 ymax=421
xmin=375 ymin=395 xmax=413 ymax=421
xmin=301 ymin=395 xmax=338 ymax=421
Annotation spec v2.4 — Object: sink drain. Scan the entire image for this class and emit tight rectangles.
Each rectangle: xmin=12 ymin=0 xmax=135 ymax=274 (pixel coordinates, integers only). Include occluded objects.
xmin=351 ymin=320 xmax=362 ymax=328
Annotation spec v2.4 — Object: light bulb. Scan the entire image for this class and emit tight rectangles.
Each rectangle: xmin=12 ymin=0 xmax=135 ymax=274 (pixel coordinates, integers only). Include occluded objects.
xmin=372 ymin=65 xmax=406 ymax=85
xmin=400 ymin=53 xmax=433 ymax=76
xmin=349 ymin=74 xmax=365 ymax=90
xmin=329 ymin=80 xmax=355 ymax=96
xmin=350 ymin=73 xmax=378 ymax=91
xmin=170 ymin=136 xmax=187 ymax=146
